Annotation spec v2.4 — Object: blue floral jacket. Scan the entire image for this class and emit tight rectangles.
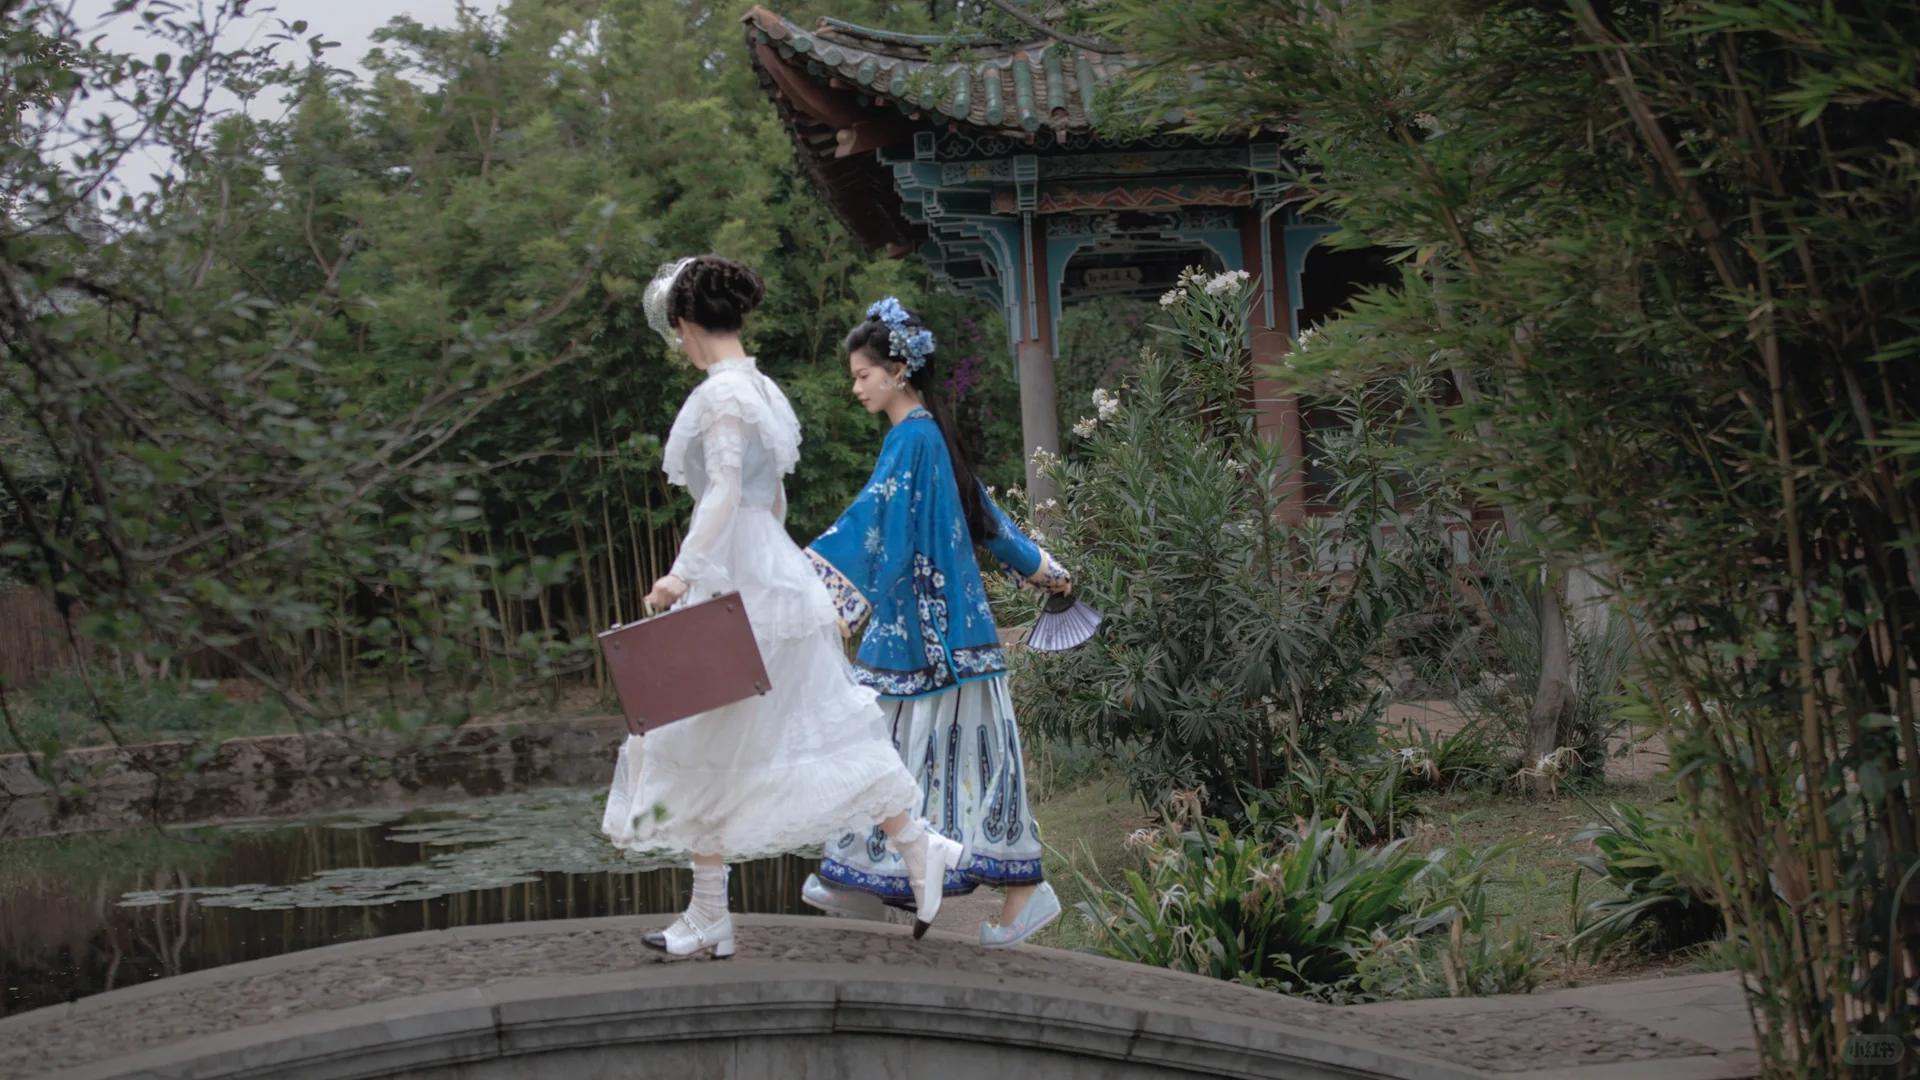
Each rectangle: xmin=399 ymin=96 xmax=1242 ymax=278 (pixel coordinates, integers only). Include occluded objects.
xmin=805 ymin=409 xmax=1068 ymax=699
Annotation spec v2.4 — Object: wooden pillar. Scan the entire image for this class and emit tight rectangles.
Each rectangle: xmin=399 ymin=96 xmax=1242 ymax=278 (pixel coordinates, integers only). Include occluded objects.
xmin=1241 ymin=207 xmax=1307 ymax=522
xmin=1017 ymin=211 xmax=1060 ymax=504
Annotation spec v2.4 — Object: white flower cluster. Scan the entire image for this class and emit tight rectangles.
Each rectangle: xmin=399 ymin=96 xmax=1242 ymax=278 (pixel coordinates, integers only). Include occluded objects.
xmin=1162 ymin=267 xmax=1253 ymax=303
xmin=1203 ymin=269 xmax=1252 ymax=296
xmin=1073 ymin=388 xmax=1123 ymax=438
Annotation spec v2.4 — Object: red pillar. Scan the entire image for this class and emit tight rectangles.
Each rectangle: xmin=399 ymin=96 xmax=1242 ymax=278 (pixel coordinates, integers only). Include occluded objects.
xmin=1017 ymin=213 xmax=1060 ymax=504
xmin=1240 ymin=208 xmax=1307 ymax=522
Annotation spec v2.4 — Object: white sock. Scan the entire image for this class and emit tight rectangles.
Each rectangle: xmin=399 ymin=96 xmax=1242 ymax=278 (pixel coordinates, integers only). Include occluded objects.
xmin=893 ymin=819 xmax=931 ymax=885
xmin=687 ymin=862 xmax=729 ymax=927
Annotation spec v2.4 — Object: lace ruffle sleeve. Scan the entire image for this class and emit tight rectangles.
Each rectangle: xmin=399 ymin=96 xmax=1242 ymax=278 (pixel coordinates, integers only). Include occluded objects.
xmin=667 ymin=412 xmax=746 ymax=588
xmin=662 ymin=370 xmax=801 ymax=489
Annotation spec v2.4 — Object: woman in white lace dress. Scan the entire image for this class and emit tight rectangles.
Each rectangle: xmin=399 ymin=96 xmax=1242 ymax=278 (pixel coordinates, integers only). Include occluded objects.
xmin=601 ymin=255 xmax=961 ymax=958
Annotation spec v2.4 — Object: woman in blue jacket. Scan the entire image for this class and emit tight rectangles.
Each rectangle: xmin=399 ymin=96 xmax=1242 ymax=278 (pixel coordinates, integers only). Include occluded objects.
xmin=801 ymin=297 xmax=1072 ymax=948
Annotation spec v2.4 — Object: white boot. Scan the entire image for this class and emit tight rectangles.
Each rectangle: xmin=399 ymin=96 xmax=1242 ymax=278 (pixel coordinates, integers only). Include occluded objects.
xmin=893 ymin=820 xmax=964 ymax=940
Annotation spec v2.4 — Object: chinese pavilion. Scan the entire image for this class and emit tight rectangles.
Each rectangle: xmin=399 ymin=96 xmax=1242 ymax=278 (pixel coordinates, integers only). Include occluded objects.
xmin=742 ymin=6 xmax=1380 ymax=510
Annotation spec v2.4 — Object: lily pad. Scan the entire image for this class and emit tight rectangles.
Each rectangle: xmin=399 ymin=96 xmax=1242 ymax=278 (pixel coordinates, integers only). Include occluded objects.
xmin=119 ymin=786 xmax=677 ymax=911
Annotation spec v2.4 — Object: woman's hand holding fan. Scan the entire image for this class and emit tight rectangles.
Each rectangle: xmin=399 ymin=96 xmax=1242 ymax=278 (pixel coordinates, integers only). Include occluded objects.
xmin=1024 ymin=562 xmax=1100 ymax=652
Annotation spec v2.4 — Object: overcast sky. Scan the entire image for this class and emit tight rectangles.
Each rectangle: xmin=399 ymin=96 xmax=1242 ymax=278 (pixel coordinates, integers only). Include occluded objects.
xmin=83 ymin=0 xmax=495 ymax=79
xmin=77 ymin=0 xmax=505 ymax=197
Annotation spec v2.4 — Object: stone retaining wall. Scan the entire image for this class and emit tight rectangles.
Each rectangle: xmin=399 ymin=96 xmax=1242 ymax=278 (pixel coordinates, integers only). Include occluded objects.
xmin=0 ymin=715 xmax=627 ymax=840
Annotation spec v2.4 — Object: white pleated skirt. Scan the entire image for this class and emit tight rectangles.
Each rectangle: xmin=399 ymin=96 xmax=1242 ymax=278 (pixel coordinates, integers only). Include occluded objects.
xmin=600 ymin=510 xmax=920 ymax=860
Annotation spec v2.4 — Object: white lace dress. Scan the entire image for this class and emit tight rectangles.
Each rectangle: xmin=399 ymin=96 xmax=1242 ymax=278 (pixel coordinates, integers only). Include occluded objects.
xmin=601 ymin=356 xmax=921 ymax=860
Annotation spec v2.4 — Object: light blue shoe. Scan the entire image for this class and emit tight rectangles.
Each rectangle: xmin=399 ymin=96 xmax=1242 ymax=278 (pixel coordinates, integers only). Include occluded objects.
xmin=979 ymin=882 xmax=1061 ymax=949
xmin=801 ymin=873 xmax=891 ymax=922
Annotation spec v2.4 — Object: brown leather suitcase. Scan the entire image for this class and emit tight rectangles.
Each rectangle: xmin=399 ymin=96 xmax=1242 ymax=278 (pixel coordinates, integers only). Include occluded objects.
xmin=597 ymin=591 xmax=770 ymax=736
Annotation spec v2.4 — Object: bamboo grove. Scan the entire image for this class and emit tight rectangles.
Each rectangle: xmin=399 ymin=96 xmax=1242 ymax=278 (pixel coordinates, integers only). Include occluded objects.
xmin=0 ymin=0 xmax=1014 ymax=733
xmin=1087 ymin=0 xmax=1920 ymax=1071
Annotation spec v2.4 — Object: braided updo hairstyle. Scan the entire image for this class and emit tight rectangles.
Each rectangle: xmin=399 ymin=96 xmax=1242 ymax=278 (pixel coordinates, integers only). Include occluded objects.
xmin=667 ymin=255 xmax=766 ymax=334
xmin=845 ymin=309 xmax=998 ymax=544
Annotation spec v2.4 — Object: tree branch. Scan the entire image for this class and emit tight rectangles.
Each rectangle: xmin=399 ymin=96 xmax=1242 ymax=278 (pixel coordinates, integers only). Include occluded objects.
xmin=981 ymin=0 xmax=1125 ymax=54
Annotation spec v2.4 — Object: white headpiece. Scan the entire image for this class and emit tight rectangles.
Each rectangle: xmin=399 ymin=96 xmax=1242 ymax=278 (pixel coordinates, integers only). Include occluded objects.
xmin=643 ymin=257 xmax=696 ymax=346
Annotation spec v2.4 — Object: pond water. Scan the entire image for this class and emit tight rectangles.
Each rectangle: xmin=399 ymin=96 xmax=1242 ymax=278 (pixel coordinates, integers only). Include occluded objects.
xmin=0 ymin=785 xmax=818 ymax=1017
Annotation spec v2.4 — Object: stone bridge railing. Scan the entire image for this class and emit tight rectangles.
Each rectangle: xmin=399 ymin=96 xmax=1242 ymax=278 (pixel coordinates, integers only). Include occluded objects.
xmin=2 ymin=916 xmax=1514 ymax=1080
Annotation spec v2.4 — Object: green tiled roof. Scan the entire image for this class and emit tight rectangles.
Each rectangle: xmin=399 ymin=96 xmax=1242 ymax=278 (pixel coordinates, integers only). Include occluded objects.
xmin=743 ymin=5 xmax=1135 ymax=135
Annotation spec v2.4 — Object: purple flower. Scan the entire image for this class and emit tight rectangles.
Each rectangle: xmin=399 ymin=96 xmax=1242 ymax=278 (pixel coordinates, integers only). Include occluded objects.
xmin=944 ymin=350 xmax=986 ymax=401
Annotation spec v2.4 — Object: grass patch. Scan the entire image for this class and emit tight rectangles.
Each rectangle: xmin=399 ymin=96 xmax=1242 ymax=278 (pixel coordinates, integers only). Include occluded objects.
xmin=1028 ymin=773 xmax=1148 ymax=952
xmin=1404 ymin=777 xmax=1690 ymax=987
xmin=1021 ymin=765 xmax=1705 ymax=990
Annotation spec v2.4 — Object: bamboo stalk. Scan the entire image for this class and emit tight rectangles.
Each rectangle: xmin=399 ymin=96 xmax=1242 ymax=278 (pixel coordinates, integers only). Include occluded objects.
xmin=520 ymin=529 xmax=553 ymax=636
xmin=1749 ymin=195 xmax=1849 ymax=1055
xmin=482 ymin=526 xmax=511 ymax=687
xmin=565 ymin=491 xmax=603 ymax=691
xmin=337 ymin=580 xmax=351 ymax=711
xmin=591 ymin=425 xmax=625 ymax=628
xmin=614 ymin=415 xmax=649 ymax=614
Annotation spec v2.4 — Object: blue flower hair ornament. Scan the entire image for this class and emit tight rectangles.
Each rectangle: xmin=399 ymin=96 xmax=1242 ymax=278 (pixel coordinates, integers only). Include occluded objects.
xmin=867 ymin=296 xmax=935 ymax=376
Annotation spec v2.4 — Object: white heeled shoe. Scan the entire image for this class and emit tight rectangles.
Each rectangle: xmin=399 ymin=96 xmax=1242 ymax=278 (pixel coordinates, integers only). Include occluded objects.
xmin=642 ymin=913 xmax=735 ymax=959
xmin=902 ymin=831 xmax=965 ymax=940
xmin=802 ymin=873 xmax=892 ymax=921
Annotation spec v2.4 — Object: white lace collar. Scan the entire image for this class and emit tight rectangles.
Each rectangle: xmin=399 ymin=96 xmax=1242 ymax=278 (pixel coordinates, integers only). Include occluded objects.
xmin=661 ymin=354 xmax=801 ymax=489
xmin=706 ymin=355 xmax=757 ymax=377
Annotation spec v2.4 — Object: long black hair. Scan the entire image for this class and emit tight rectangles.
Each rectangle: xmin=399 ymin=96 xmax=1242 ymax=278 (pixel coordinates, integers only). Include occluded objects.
xmin=845 ymin=311 xmax=998 ymax=544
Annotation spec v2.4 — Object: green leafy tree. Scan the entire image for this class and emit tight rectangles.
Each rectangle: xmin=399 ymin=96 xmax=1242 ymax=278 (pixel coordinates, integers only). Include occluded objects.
xmin=1089 ymin=0 xmax=1920 ymax=1068
xmin=1 ymin=0 xmax=1026 ymax=758
xmin=1015 ymin=269 xmax=1452 ymax=814
xmin=1 ymin=0 xmax=612 ymax=749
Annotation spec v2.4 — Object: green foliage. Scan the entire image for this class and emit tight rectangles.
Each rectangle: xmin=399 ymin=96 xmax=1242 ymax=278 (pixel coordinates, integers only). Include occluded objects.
xmin=1241 ymin=746 xmax=1419 ymax=847
xmin=6 ymin=674 xmax=289 ymax=751
xmin=1078 ymin=805 xmax=1544 ymax=1001
xmin=1352 ymin=839 xmax=1545 ymax=999
xmin=1417 ymin=549 xmax=1636 ymax=781
xmin=5 ymin=1 xmax=601 ymax=737
xmin=0 ymin=0 xmax=1022 ymax=749
xmin=1014 ymin=269 xmax=1454 ymax=815
xmin=1077 ymin=809 xmax=1430 ymax=995
xmin=1091 ymin=0 xmax=1920 ymax=1063
xmin=1378 ymin=720 xmax=1504 ymax=795
xmin=1026 ymin=732 xmax=1118 ymax=802
xmin=1571 ymin=801 xmax=1725 ymax=961
xmin=1054 ymin=296 xmax=1157 ymax=449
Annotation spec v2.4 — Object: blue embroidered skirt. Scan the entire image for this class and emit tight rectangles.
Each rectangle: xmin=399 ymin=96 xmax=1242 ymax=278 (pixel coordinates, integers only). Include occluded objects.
xmin=818 ymin=675 xmax=1044 ymax=900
